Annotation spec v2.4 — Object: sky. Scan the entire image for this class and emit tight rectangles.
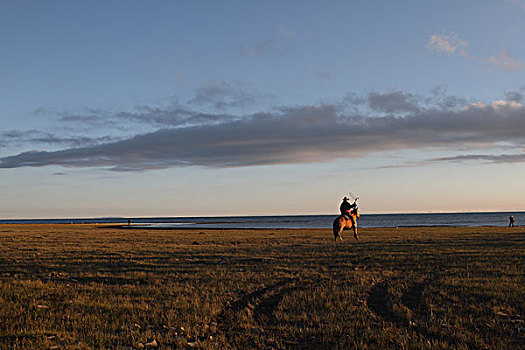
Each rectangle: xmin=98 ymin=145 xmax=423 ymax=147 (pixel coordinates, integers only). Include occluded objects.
xmin=1 ymin=0 xmax=525 ymax=218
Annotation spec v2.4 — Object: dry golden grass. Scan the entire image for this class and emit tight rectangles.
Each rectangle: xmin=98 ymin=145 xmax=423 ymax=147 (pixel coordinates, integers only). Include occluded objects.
xmin=0 ymin=224 xmax=524 ymax=349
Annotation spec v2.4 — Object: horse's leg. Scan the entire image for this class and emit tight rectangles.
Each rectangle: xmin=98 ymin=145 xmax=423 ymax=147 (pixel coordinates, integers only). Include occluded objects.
xmin=336 ymin=224 xmax=344 ymax=242
xmin=333 ymin=221 xmax=341 ymax=242
xmin=334 ymin=217 xmax=348 ymax=242
xmin=349 ymin=216 xmax=359 ymax=241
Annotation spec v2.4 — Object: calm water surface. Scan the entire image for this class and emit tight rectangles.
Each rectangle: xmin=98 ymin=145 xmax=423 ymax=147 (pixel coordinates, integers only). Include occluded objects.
xmin=1 ymin=212 xmax=523 ymax=229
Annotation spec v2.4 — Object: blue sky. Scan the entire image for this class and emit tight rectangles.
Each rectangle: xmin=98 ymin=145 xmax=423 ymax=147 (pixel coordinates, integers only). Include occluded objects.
xmin=1 ymin=1 xmax=525 ymax=218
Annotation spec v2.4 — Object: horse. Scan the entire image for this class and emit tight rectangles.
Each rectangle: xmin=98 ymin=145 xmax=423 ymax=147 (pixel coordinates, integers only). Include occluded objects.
xmin=333 ymin=212 xmax=359 ymax=242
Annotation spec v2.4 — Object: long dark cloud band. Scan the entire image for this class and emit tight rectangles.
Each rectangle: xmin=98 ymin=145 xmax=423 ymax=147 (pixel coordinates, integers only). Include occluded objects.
xmin=1 ymin=93 xmax=524 ymax=171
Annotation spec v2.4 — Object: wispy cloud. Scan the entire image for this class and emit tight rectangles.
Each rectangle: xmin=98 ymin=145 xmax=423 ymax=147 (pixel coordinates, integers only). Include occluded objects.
xmin=427 ymin=32 xmax=525 ymax=71
xmin=239 ymin=40 xmax=274 ymax=57
xmin=487 ymin=51 xmax=525 ymax=72
xmin=189 ymin=80 xmax=256 ymax=109
xmin=429 ymin=153 xmax=525 ymax=164
xmin=314 ymin=70 xmax=333 ymax=81
xmin=1 ymin=89 xmax=524 ymax=171
xmin=278 ymin=24 xmax=296 ymax=39
xmin=54 ymin=83 xmax=269 ymax=132
xmin=427 ymin=33 xmax=468 ymax=56
xmin=0 ymin=130 xmax=115 ymax=149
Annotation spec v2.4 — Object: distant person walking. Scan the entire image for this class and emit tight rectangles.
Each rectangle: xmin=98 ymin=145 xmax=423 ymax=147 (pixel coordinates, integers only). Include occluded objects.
xmin=508 ymin=215 xmax=515 ymax=227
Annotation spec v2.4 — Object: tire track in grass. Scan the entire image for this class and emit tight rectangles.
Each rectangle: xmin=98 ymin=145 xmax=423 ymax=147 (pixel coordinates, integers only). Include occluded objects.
xmin=366 ymin=280 xmax=399 ymax=323
xmin=367 ymin=277 xmax=481 ymax=348
xmin=217 ymin=279 xmax=307 ymax=349
xmin=401 ymin=280 xmax=429 ymax=314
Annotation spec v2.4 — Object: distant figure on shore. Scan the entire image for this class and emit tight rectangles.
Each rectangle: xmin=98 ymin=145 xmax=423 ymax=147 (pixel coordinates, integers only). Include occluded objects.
xmin=340 ymin=197 xmax=357 ymax=218
xmin=508 ymin=215 xmax=515 ymax=227
xmin=128 ymin=218 xmax=132 ymax=225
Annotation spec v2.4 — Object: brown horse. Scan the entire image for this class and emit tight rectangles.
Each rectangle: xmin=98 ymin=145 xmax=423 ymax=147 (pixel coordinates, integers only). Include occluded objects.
xmin=333 ymin=213 xmax=359 ymax=242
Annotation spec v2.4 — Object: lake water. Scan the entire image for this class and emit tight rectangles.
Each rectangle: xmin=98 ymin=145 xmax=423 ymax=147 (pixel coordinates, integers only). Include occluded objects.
xmin=1 ymin=211 xmax=522 ymax=229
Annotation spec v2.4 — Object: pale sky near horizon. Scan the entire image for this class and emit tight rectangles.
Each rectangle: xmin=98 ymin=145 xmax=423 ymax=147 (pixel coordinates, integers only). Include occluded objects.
xmin=1 ymin=1 xmax=525 ymax=219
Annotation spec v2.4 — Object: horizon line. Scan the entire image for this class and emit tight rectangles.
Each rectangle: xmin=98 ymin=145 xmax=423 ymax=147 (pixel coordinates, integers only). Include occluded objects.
xmin=1 ymin=209 xmax=524 ymax=221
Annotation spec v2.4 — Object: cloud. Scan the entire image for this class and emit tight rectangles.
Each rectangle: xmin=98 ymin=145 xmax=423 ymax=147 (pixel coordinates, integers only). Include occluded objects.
xmin=57 ymin=102 xmax=234 ymax=130
xmin=368 ymin=90 xmax=421 ymax=114
xmin=1 ymin=90 xmax=525 ymax=171
xmin=239 ymin=40 xmax=274 ymax=57
xmin=505 ymin=88 xmax=525 ymax=102
xmin=429 ymin=153 xmax=525 ymax=164
xmin=278 ymin=24 xmax=296 ymax=39
xmin=314 ymin=70 xmax=332 ymax=81
xmin=427 ymin=32 xmax=525 ymax=71
xmin=427 ymin=33 xmax=468 ymax=56
xmin=0 ymin=130 xmax=114 ymax=149
xmin=487 ymin=51 xmax=525 ymax=72
xmin=56 ymin=81 xmax=273 ymax=130
xmin=430 ymin=85 xmax=468 ymax=110
xmin=51 ymin=88 xmax=267 ymax=140
xmin=189 ymin=80 xmax=256 ymax=109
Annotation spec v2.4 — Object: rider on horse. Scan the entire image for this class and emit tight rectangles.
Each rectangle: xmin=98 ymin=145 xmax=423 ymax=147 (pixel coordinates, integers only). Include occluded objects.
xmin=333 ymin=196 xmax=360 ymax=242
xmin=340 ymin=197 xmax=357 ymax=219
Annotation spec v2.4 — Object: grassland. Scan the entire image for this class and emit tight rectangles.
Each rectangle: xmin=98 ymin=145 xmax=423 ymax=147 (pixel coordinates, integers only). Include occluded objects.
xmin=0 ymin=224 xmax=524 ymax=349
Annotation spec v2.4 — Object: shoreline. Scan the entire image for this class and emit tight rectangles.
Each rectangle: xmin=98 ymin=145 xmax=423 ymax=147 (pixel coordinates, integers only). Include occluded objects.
xmin=1 ymin=211 xmax=522 ymax=229
xmin=1 ymin=223 xmax=522 ymax=231
xmin=1 ymin=209 xmax=524 ymax=222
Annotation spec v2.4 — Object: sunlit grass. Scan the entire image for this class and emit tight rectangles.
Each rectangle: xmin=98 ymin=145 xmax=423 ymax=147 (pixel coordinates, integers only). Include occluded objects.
xmin=0 ymin=224 xmax=523 ymax=349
